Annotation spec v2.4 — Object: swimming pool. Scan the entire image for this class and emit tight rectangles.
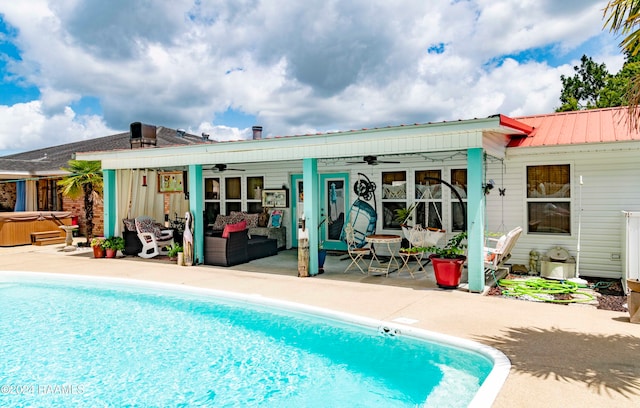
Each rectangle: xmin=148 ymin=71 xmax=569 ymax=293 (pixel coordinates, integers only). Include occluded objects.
xmin=0 ymin=272 xmax=509 ymax=407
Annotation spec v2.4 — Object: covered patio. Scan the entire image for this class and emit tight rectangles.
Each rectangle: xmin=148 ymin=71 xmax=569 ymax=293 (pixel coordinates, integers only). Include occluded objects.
xmin=77 ymin=114 xmax=533 ymax=292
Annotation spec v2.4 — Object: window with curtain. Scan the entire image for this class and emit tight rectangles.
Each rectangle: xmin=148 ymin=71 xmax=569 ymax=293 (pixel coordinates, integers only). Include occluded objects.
xmin=526 ymin=164 xmax=571 ymax=234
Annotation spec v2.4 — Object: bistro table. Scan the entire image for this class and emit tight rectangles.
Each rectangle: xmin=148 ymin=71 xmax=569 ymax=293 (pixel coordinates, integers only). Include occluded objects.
xmin=365 ymin=234 xmax=402 ymax=276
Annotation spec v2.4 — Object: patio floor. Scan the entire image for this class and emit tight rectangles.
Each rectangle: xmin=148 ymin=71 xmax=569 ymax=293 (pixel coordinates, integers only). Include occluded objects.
xmin=2 ymin=240 xmax=640 ymax=407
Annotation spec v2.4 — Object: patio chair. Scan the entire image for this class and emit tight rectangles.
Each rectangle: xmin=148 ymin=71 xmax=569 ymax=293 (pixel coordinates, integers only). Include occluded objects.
xmin=135 ymin=216 xmax=174 ymax=258
xmin=484 ymin=226 xmax=523 ymax=285
xmin=343 ymin=222 xmax=371 ymax=274
xmin=399 ymin=224 xmax=445 ymax=278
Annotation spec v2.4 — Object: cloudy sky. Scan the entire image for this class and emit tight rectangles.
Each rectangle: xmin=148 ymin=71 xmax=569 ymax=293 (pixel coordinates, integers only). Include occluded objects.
xmin=0 ymin=0 xmax=625 ymax=156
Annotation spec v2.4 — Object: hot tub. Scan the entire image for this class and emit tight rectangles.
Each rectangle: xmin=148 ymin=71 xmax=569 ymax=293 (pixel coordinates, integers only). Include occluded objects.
xmin=0 ymin=211 xmax=72 ymax=246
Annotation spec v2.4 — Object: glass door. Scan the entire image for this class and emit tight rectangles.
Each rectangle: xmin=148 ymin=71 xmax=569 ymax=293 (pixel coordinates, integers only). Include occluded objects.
xmin=291 ymin=173 xmax=349 ymax=250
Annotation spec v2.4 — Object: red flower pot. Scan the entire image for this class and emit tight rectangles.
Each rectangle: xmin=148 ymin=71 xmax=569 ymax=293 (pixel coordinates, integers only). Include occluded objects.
xmin=430 ymin=255 xmax=466 ymax=289
xmin=92 ymin=246 xmax=105 ymax=258
xmin=105 ymin=248 xmax=117 ymax=258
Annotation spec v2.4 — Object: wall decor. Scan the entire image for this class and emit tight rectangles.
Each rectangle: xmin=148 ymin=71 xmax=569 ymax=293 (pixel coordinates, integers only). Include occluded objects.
xmin=158 ymin=171 xmax=184 ymax=193
xmin=262 ymin=189 xmax=288 ymax=208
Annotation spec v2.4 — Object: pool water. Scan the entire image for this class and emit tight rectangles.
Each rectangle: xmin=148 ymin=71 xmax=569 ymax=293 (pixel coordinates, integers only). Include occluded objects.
xmin=0 ymin=274 xmax=506 ymax=407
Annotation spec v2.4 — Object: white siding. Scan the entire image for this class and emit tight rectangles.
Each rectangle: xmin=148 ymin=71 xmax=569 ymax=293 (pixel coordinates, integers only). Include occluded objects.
xmin=487 ymin=144 xmax=640 ymax=278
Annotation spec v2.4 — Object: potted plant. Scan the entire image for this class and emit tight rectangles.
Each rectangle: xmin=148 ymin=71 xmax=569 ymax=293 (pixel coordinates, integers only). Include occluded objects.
xmin=427 ymin=232 xmax=467 ymax=289
xmin=165 ymin=242 xmax=183 ymax=263
xmin=90 ymin=237 xmax=105 ymax=258
xmin=103 ymin=236 xmax=124 ymax=258
xmin=394 ymin=203 xmax=417 ymax=226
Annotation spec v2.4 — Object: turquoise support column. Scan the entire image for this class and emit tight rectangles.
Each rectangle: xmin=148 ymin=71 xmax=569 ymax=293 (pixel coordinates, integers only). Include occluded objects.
xmin=302 ymin=158 xmax=319 ymax=276
xmin=188 ymin=165 xmax=203 ymax=264
xmin=467 ymin=148 xmax=485 ymax=293
xmin=102 ymin=169 xmax=116 ymax=238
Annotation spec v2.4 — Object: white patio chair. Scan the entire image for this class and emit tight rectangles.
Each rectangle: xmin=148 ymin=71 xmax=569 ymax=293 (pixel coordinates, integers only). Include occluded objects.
xmin=484 ymin=226 xmax=523 ymax=285
xmin=135 ymin=216 xmax=174 ymax=258
xmin=344 ymin=222 xmax=371 ymax=274
xmin=398 ymin=224 xmax=446 ymax=278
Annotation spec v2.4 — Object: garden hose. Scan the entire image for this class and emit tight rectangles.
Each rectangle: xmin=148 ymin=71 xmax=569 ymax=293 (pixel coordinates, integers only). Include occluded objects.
xmin=498 ymin=278 xmax=595 ymax=304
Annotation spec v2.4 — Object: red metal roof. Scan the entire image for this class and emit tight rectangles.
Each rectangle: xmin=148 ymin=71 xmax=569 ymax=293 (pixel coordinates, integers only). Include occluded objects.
xmin=509 ymin=107 xmax=640 ymax=147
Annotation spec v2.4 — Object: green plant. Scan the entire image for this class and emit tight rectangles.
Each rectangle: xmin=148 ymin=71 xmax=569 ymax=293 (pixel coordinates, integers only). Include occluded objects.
xmin=427 ymin=231 xmax=467 ymax=259
xmin=103 ymin=236 xmax=125 ymax=251
xmin=165 ymin=242 xmax=183 ymax=258
xmin=90 ymin=237 xmax=105 ymax=248
xmin=394 ymin=204 xmax=417 ymax=225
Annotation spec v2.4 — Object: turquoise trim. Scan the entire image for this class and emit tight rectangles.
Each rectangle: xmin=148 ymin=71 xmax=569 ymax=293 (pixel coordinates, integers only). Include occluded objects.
xmin=302 ymin=159 xmax=319 ymax=276
xmin=319 ymin=173 xmax=349 ymax=251
xmin=291 ymin=174 xmax=303 ymax=245
xmin=188 ymin=165 xmax=203 ymax=264
xmin=467 ymin=148 xmax=485 ymax=292
xmin=103 ymin=169 xmax=116 ymax=238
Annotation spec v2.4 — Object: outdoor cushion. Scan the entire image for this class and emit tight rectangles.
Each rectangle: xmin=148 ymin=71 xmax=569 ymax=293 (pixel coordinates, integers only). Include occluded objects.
xmin=212 ymin=214 xmax=230 ymax=230
xmin=222 ymin=220 xmax=247 ymax=238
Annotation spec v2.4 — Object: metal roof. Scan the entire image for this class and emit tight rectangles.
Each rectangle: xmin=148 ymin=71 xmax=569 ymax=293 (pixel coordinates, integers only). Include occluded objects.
xmin=509 ymin=106 xmax=640 ymax=148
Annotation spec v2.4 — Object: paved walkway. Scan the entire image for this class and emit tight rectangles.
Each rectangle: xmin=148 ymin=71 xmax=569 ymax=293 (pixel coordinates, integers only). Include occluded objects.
xmin=2 ymin=242 xmax=640 ymax=407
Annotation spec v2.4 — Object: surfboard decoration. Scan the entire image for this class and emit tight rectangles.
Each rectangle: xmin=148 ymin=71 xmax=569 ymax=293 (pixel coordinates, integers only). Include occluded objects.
xmin=341 ymin=172 xmax=378 ymax=248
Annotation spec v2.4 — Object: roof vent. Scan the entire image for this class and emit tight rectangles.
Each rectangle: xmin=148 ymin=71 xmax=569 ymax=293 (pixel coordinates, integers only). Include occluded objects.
xmin=252 ymin=126 xmax=263 ymax=140
xmin=177 ymin=128 xmax=186 ymax=137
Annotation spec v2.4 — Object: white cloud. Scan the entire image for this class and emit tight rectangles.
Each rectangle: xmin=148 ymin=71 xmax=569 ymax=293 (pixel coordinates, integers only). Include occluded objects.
xmin=0 ymin=0 xmax=624 ymax=154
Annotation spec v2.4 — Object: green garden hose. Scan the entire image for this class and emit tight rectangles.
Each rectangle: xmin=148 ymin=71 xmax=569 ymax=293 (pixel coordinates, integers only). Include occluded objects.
xmin=498 ymin=278 xmax=595 ymax=304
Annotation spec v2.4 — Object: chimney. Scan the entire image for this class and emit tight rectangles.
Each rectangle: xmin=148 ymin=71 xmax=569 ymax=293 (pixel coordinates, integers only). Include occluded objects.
xmin=252 ymin=126 xmax=263 ymax=140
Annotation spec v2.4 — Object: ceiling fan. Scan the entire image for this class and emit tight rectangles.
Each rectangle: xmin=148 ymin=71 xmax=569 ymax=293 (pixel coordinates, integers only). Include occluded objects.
xmin=347 ymin=155 xmax=400 ymax=166
xmin=210 ymin=163 xmax=245 ymax=172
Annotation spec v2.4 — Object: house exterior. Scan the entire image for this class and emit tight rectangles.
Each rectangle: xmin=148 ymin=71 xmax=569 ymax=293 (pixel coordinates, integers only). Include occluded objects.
xmin=492 ymin=107 xmax=640 ymax=281
xmin=0 ymin=126 xmax=210 ymax=238
xmin=13 ymin=105 xmax=630 ymax=291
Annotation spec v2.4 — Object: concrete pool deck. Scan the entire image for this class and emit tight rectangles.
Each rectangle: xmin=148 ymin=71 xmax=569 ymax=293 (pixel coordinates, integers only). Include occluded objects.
xmin=2 ymin=242 xmax=640 ymax=407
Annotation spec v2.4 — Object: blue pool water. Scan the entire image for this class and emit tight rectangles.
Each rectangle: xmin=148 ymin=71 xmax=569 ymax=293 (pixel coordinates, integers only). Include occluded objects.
xmin=0 ymin=273 xmax=507 ymax=407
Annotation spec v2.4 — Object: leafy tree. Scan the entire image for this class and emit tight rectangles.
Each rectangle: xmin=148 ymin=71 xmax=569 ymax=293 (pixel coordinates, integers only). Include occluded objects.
xmin=58 ymin=160 xmax=103 ymax=244
xmin=604 ymin=0 xmax=640 ymax=127
xmin=557 ymin=55 xmax=612 ymax=111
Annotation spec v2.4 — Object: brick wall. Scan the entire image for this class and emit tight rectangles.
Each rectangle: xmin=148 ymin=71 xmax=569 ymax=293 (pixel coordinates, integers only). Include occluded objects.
xmin=62 ymin=195 xmax=104 ymax=237
xmin=0 ymin=183 xmax=16 ymax=211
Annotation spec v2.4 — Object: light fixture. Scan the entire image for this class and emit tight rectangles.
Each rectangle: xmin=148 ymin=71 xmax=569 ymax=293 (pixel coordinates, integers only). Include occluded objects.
xmin=142 ymin=169 xmax=148 ymax=187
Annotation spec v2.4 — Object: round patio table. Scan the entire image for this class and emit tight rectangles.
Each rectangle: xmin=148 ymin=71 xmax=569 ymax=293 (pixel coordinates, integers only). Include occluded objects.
xmin=365 ymin=234 xmax=402 ymax=276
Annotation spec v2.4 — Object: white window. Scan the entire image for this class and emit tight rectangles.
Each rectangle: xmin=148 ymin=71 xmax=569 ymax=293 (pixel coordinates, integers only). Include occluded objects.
xmin=526 ymin=164 xmax=571 ymax=234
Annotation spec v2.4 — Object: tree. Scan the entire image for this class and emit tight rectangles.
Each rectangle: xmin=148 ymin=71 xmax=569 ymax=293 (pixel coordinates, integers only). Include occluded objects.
xmin=604 ymin=0 xmax=640 ymax=128
xmin=58 ymin=160 xmax=103 ymax=244
xmin=557 ymin=55 xmax=612 ymax=111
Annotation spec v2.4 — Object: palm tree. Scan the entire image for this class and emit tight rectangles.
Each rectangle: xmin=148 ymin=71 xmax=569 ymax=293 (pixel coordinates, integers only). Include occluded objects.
xmin=604 ymin=0 xmax=640 ymax=128
xmin=58 ymin=160 xmax=103 ymax=244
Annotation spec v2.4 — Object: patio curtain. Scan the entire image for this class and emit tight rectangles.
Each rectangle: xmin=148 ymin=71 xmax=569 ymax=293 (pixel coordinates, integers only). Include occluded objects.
xmin=115 ymin=169 xmax=189 ymax=235
xmin=25 ymin=180 xmax=37 ymax=211
xmin=14 ymin=180 xmax=25 ymax=211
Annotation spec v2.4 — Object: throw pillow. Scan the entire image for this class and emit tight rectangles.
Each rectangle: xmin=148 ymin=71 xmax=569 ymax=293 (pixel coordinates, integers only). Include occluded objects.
xmin=123 ymin=218 xmax=136 ymax=232
xmin=211 ymin=214 xmax=229 ymax=230
xmin=244 ymin=213 xmax=259 ymax=228
xmin=222 ymin=220 xmax=247 ymax=238
xmin=228 ymin=211 xmax=245 ymax=224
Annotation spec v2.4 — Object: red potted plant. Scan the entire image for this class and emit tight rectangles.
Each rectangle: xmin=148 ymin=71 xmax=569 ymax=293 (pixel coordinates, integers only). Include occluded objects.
xmin=90 ymin=237 xmax=105 ymax=258
xmin=103 ymin=236 xmax=125 ymax=258
xmin=427 ymin=232 xmax=467 ymax=289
